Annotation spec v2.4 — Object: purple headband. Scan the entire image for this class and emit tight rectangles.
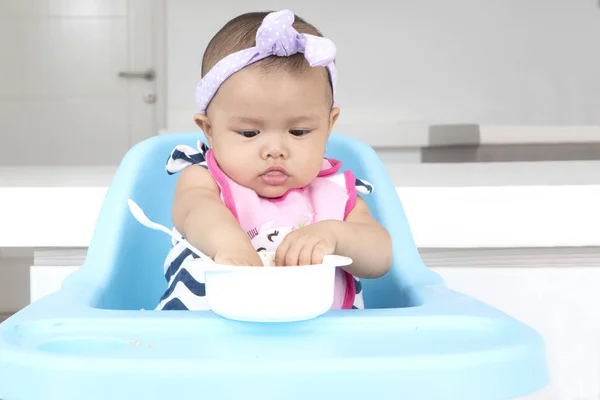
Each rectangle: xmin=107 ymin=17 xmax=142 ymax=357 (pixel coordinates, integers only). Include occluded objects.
xmin=195 ymin=9 xmax=337 ymax=114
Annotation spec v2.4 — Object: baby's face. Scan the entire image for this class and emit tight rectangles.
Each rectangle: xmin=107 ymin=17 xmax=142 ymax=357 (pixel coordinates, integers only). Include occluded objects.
xmin=196 ymin=66 xmax=339 ymax=198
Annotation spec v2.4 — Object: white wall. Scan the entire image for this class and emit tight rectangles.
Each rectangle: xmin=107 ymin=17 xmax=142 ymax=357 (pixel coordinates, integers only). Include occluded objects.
xmin=2 ymin=0 xmax=598 ymax=162
xmin=166 ymin=0 xmax=600 ymax=142
xmin=0 ymin=1 xmax=129 ymax=165
xmin=0 ymin=0 xmax=159 ymax=166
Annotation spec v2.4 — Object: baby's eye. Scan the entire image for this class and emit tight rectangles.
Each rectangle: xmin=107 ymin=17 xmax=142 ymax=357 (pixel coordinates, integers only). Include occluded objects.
xmin=289 ymin=129 xmax=310 ymax=137
xmin=239 ymin=130 xmax=260 ymax=138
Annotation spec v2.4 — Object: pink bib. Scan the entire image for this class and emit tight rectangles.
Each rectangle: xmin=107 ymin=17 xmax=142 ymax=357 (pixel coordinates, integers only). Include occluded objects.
xmin=205 ymin=149 xmax=358 ymax=309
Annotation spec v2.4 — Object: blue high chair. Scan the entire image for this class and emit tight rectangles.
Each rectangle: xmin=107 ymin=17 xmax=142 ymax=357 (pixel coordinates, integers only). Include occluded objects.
xmin=0 ymin=132 xmax=548 ymax=399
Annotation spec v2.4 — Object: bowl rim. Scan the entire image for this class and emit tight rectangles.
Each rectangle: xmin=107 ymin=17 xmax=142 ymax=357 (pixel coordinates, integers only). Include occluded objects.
xmin=182 ymin=254 xmax=352 ymax=272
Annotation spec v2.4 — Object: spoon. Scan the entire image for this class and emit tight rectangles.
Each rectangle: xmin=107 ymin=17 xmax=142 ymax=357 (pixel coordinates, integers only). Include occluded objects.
xmin=127 ymin=198 xmax=216 ymax=265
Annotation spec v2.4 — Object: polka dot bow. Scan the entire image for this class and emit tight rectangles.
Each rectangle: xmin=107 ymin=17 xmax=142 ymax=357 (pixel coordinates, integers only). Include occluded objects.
xmin=194 ymin=9 xmax=337 ymax=114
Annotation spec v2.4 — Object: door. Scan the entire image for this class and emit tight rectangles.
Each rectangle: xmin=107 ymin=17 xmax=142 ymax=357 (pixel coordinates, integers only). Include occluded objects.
xmin=0 ymin=0 xmax=162 ymax=165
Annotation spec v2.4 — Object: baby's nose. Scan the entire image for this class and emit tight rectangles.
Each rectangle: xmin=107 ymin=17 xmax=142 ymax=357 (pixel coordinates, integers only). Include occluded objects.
xmin=267 ymin=149 xmax=284 ymax=158
xmin=263 ymin=146 xmax=287 ymax=159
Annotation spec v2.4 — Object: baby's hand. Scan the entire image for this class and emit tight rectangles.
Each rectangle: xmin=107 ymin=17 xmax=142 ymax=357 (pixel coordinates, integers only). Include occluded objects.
xmin=213 ymin=248 xmax=264 ymax=267
xmin=274 ymin=221 xmax=337 ymax=266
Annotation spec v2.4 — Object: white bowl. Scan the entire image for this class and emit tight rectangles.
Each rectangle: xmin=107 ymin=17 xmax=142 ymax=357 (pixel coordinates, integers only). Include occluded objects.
xmin=182 ymin=253 xmax=352 ymax=322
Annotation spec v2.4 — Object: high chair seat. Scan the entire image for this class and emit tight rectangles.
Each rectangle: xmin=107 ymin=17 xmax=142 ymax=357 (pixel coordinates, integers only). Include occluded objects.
xmin=0 ymin=132 xmax=548 ymax=400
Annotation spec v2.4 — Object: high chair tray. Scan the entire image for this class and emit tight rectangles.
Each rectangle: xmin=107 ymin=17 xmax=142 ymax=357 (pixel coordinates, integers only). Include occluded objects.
xmin=0 ymin=285 xmax=546 ymax=400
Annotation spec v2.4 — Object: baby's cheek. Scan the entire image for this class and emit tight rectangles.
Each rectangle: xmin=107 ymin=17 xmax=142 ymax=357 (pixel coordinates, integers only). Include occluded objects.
xmin=221 ymin=158 xmax=255 ymax=184
xmin=297 ymin=162 xmax=322 ymax=186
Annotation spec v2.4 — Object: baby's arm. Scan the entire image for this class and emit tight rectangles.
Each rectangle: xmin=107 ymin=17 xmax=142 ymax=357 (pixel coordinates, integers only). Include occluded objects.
xmin=171 ymin=165 xmax=262 ymax=266
xmin=332 ymin=197 xmax=392 ymax=278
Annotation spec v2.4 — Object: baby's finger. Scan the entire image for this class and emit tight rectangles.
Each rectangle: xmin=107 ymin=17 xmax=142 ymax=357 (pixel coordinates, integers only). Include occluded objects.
xmin=274 ymin=240 xmax=290 ymax=267
xmin=248 ymin=255 xmax=265 ymax=267
xmin=274 ymin=233 xmax=298 ymax=266
xmin=282 ymin=245 xmax=300 ymax=267
xmin=298 ymin=243 xmax=315 ymax=266
xmin=311 ymin=242 xmax=331 ymax=265
xmin=282 ymin=237 xmax=307 ymax=266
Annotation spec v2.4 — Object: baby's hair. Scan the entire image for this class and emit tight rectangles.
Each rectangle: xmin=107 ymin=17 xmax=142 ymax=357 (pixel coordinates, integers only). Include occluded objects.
xmin=201 ymin=11 xmax=333 ymax=103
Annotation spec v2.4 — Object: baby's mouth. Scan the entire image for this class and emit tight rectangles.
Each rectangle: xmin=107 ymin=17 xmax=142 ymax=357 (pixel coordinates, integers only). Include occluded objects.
xmin=260 ymin=167 xmax=289 ymax=186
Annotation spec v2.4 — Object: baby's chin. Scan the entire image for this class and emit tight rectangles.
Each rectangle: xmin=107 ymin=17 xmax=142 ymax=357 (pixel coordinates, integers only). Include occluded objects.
xmin=253 ymin=184 xmax=296 ymax=199
xmin=251 ymin=178 xmax=311 ymax=199
xmin=231 ymin=175 xmax=314 ymax=198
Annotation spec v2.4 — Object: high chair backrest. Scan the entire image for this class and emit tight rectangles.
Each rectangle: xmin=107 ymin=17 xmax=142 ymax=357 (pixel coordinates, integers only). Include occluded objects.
xmin=76 ymin=132 xmax=442 ymax=311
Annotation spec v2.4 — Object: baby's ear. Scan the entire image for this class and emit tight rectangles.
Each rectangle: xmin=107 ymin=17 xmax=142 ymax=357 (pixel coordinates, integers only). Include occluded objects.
xmin=329 ymin=107 xmax=340 ymax=131
xmin=194 ymin=113 xmax=212 ymax=142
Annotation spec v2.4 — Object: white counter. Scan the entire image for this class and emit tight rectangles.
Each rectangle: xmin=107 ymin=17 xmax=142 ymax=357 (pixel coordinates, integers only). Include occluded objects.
xmin=1 ymin=161 xmax=599 ymax=248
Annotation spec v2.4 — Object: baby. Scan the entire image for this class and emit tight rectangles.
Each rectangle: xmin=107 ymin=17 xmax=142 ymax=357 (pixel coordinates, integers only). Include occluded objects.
xmin=157 ymin=10 xmax=392 ymax=311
